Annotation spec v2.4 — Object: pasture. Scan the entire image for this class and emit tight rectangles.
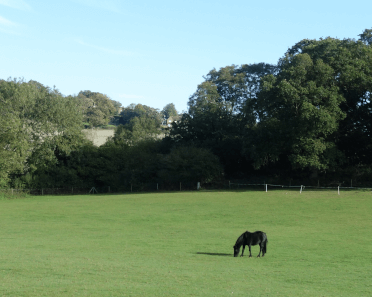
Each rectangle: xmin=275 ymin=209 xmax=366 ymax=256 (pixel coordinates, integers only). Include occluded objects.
xmin=82 ymin=128 xmax=115 ymax=146
xmin=1 ymin=190 xmax=372 ymax=296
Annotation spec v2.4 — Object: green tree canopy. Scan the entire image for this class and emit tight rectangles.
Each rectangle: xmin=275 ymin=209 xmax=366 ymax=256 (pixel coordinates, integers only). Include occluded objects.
xmin=0 ymin=78 xmax=87 ymax=188
xmin=78 ymin=90 xmax=117 ymax=127
xmin=359 ymin=28 xmax=372 ymax=45
xmin=158 ymin=146 xmax=223 ymax=184
xmin=112 ymin=104 xmax=163 ymax=145
xmin=118 ymin=103 xmax=162 ymax=126
xmin=169 ymin=63 xmax=276 ymax=176
xmin=161 ymin=103 xmax=178 ymax=119
xmin=246 ymin=36 xmax=372 ymax=172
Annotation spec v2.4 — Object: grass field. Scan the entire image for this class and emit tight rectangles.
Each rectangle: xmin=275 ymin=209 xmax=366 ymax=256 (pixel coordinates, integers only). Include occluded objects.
xmin=82 ymin=128 xmax=114 ymax=146
xmin=1 ymin=190 xmax=372 ymax=296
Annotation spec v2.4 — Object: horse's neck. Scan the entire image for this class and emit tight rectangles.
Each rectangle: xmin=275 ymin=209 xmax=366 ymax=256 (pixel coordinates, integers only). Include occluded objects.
xmin=236 ymin=233 xmax=246 ymax=247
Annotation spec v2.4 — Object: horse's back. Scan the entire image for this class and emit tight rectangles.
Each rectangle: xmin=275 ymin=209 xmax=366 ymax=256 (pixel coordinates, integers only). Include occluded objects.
xmin=258 ymin=231 xmax=267 ymax=241
xmin=238 ymin=230 xmax=268 ymax=246
xmin=251 ymin=231 xmax=267 ymax=245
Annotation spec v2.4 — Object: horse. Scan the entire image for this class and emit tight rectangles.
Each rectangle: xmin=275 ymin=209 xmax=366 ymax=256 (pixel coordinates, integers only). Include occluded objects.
xmin=233 ymin=231 xmax=268 ymax=257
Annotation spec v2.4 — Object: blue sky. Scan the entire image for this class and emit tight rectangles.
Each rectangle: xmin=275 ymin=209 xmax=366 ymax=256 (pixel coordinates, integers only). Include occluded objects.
xmin=1 ymin=0 xmax=371 ymax=112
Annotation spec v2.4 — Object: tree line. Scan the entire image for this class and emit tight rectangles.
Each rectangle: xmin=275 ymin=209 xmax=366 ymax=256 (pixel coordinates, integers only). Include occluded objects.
xmin=1 ymin=28 xmax=371 ymax=189
xmin=0 ymin=79 xmax=216 ymax=189
xmin=170 ymin=28 xmax=372 ymax=185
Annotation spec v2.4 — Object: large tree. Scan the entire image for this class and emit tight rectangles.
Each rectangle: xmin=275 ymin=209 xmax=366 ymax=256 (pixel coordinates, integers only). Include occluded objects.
xmin=118 ymin=103 xmax=162 ymax=126
xmin=78 ymin=90 xmax=117 ymax=127
xmin=0 ymin=79 xmax=86 ymax=187
xmin=112 ymin=104 xmax=163 ymax=145
xmin=246 ymin=36 xmax=372 ymax=173
xmin=170 ymin=63 xmax=276 ymax=176
xmin=161 ymin=103 xmax=178 ymax=120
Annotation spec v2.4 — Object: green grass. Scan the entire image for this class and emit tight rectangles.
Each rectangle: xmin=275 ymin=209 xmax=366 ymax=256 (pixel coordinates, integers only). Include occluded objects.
xmin=1 ymin=190 xmax=372 ymax=296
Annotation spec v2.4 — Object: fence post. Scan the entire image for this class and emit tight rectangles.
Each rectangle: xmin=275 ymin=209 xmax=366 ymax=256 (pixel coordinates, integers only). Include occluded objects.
xmin=300 ymin=185 xmax=303 ymax=194
xmin=197 ymin=182 xmax=201 ymax=190
xmin=338 ymin=186 xmax=340 ymax=195
xmin=265 ymin=184 xmax=267 ymax=192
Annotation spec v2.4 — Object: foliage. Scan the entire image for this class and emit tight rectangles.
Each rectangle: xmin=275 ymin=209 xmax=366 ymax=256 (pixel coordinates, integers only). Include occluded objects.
xmin=359 ymin=27 xmax=372 ymax=45
xmin=170 ymin=63 xmax=276 ymax=177
xmin=167 ymin=30 xmax=372 ymax=180
xmin=247 ymin=37 xmax=372 ymax=173
xmin=111 ymin=103 xmax=164 ymax=145
xmin=112 ymin=118 xmax=162 ymax=145
xmin=248 ymin=51 xmax=346 ymax=170
xmin=36 ymin=140 xmax=223 ymax=189
xmin=2 ymin=28 xmax=371 ymax=188
xmin=161 ymin=103 xmax=178 ymax=119
xmin=0 ymin=78 xmax=86 ymax=188
xmin=118 ymin=103 xmax=162 ymax=126
xmin=158 ymin=145 xmax=223 ymax=183
xmin=78 ymin=90 xmax=118 ymax=127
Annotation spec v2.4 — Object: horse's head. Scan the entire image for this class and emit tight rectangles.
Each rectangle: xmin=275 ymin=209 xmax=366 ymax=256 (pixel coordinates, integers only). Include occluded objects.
xmin=233 ymin=245 xmax=240 ymax=257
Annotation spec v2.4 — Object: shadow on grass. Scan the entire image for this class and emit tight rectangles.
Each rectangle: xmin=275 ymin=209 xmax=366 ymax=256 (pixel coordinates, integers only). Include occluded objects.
xmin=196 ymin=252 xmax=232 ymax=257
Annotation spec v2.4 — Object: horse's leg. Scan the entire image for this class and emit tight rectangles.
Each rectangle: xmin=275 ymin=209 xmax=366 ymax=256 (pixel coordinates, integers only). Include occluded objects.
xmin=240 ymin=245 xmax=245 ymax=257
xmin=257 ymin=244 xmax=262 ymax=257
xmin=248 ymin=245 xmax=252 ymax=257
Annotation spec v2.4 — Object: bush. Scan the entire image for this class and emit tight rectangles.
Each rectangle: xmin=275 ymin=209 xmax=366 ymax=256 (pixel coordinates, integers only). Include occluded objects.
xmin=158 ymin=146 xmax=223 ymax=184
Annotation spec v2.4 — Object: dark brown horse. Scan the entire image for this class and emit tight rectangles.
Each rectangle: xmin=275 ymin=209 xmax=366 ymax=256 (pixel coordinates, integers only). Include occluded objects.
xmin=233 ymin=231 xmax=268 ymax=257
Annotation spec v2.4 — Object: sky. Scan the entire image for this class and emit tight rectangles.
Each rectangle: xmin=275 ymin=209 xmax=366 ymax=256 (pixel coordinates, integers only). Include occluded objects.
xmin=1 ymin=0 xmax=371 ymax=113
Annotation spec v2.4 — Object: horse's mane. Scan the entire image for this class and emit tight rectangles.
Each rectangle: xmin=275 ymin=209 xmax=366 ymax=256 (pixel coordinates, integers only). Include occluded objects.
xmin=234 ymin=231 xmax=248 ymax=247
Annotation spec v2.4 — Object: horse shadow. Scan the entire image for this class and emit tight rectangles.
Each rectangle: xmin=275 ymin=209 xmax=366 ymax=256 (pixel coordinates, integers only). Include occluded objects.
xmin=196 ymin=252 xmax=232 ymax=257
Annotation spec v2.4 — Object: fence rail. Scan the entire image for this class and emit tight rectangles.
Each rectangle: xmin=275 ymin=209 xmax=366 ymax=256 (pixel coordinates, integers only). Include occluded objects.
xmin=228 ymin=182 xmax=372 ymax=194
xmin=1 ymin=180 xmax=371 ymax=198
xmin=0 ymin=181 xmax=208 ymax=196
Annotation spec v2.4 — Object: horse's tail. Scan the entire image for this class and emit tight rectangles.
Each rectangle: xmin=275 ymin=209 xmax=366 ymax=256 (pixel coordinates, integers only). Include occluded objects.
xmin=263 ymin=240 xmax=267 ymax=254
xmin=262 ymin=233 xmax=268 ymax=254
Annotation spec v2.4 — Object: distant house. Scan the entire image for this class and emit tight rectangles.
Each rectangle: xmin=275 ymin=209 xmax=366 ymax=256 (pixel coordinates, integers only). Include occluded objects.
xmin=165 ymin=115 xmax=180 ymax=127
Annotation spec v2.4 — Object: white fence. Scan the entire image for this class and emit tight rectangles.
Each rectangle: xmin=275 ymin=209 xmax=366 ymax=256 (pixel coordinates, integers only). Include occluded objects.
xmin=228 ymin=182 xmax=372 ymax=195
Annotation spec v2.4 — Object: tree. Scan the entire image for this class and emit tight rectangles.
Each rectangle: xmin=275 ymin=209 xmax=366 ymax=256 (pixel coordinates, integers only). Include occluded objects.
xmin=359 ymin=28 xmax=372 ymax=45
xmin=286 ymin=37 xmax=372 ymax=170
xmin=161 ymin=103 xmax=178 ymax=119
xmin=112 ymin=104 xmax=163 ymax=145
xmin=246 ymin=36 xmax=372 ymax=174
xmin=248 ymin=53 xmax=346 ymax=170
xmin=0 ymin=78 xmax=86 ymax=188
xmin=119 ymin=103 xmax=162 ymax=126
xmin=169 ymin=63 xmax=276 ymax=177
xmin=78 ymin=91 xmax=117 ymax=127
xmin=158 ymin=146 xmax=223 ymax=184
